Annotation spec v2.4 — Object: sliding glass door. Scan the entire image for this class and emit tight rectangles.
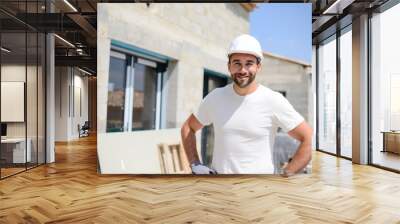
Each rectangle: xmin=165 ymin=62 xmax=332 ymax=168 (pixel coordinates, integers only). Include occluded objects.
xmin=339 ymin=27 xmax=352 ymax=159
xmin=316 ymin=23 xmax=354 ymax=159
xmin=0 ymin=2 xmax=46 ymax=179
xmin=1 ymin=31 xmax=27 ymax=177
xmin=317 ymin=35 xmax=337 ymax=155
xmin=370 ymin=3 xmax=400 ymax=171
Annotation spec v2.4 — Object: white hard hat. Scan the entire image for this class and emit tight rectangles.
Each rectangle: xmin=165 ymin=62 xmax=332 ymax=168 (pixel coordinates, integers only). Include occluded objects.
xmin=227 ymin=34 xmax=263 ymax=63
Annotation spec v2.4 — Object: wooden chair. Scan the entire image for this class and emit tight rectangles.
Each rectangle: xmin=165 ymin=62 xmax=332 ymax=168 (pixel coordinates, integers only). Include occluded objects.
xmin=158 ymin=143 xmax=191 ymax=174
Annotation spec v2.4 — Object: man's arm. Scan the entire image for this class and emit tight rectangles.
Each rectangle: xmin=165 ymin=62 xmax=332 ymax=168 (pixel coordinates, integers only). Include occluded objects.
xmin=284 ymin=121 xmax=313 ymax=176
xmin=181 ymin=114 xmax=204 ymax=164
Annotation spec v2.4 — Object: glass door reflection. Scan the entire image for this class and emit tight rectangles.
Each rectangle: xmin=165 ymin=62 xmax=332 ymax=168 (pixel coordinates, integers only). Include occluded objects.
xmin=1 ymin=31 xmax=28 ymax=178
xmin=317 ymin=36 xmax=337 ymax=155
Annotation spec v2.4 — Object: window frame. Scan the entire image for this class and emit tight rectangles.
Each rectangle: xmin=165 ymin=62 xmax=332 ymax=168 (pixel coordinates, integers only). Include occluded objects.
xmin=315 ymin=23 xmax=353 ymax=161
xmin=107 ymin=48 xmax=166 ymax=132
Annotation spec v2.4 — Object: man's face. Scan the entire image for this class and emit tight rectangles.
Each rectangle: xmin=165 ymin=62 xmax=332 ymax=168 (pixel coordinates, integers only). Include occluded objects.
xmin=228 ymin=53 xmax=261 ymax=88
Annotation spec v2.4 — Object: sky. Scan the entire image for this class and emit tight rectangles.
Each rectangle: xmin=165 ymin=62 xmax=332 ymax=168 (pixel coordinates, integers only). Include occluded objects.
xmin=250 ymin=3 xmax=312 ymax=64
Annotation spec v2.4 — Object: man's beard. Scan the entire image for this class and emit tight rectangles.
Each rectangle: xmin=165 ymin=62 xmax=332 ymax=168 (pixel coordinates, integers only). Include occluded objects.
xmin=232 ymin=72 xmax=256 ymax=88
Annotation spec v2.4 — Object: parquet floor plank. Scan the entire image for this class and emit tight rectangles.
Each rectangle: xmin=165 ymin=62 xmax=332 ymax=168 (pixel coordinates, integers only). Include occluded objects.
xmin=1 ymin=135 xmax=400 ymax=223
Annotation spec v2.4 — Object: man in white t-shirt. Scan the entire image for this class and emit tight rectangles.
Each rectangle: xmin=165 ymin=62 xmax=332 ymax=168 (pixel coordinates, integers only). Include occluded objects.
xmin=181 ymin=34 xmax=312 ymax=176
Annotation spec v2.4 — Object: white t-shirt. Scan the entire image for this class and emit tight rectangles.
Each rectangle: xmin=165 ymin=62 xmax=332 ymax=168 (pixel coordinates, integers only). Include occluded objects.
xmin=194 ymin=84 xmax=304 ymax=174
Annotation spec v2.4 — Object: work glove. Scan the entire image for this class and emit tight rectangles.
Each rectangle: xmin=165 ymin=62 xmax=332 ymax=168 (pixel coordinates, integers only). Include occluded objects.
xmin=191 ymin=162 xmax=217 ymax=174
xmin=280 ymin=166 xmax=295 ymax=177
xmin=279 ymin=158 xmax=294 ymax=177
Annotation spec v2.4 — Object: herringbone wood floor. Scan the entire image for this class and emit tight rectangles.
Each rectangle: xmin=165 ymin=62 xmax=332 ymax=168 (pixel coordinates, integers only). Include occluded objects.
xmin=1 ymin=135 xmax=400 ymax=223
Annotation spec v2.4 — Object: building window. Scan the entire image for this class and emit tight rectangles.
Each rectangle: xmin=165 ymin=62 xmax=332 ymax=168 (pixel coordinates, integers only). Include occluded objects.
xmin=106 ymin=50 xmax=165 ymax=132
xmin=131 ymin=59 xmax=158 ymax=131
xmin=106 ymin=51 xmax=127 ymax=132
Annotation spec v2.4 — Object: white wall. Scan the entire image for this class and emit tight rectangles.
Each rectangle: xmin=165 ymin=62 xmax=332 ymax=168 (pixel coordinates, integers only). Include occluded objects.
xmin=71 ymin=72 xmax=89 ymax=138
xmin=1 ymin=65 xmax=26 ymax=81
xmin=55 ymin=67 xmax=89 ymax=141
xmin=1 ymin=65 xmax=26 ymax=139
xmin=98 ymin=128 xmax=201 ymax=174
xmin=55 ymin=66 xmax=69 ymax=141
xmin=1 ymin=82 xmax=24 ymax=123
xmin=1 ymin=65 xmax=32 ymax=137
xmin=1 ymin=64 xmax=26 ymax=115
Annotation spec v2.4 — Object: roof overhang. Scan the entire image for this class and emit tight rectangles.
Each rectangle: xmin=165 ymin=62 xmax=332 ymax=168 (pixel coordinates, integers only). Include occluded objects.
xmin=263 ymin=51 xmax=311 ymax=67
xmin=241 ymin=3 xmax=257 ymax=12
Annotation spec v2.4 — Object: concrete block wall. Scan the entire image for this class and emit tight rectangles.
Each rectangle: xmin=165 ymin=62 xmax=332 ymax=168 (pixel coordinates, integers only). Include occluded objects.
xmin=97 ymin=3 xmax=250 ymax=133
xmin=257 ymin=54 xmax=312 ymax=122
